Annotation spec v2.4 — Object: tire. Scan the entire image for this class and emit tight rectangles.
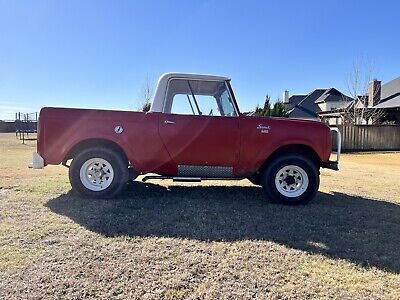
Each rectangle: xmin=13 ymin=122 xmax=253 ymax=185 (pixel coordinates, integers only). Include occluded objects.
xmin=247 ymin=174 xmax=261 ymax=186
xmin=69 ymin=147 xmax=129 ymax=198
xmin=261 ymin=154 xmax=319 ymax=205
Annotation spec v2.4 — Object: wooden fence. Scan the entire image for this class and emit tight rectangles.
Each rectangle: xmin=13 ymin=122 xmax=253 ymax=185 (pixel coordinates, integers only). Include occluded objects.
xmin=331 ymin=125 xmax=400 ymax=151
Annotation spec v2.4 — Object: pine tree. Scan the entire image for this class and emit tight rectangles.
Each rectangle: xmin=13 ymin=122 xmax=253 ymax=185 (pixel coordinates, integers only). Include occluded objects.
xmin=254 ymin=95 xmax=271 ymax=116
xmin=271 ymin=100 xmax=285 ymax=117
xmin=255 ymin=104 xmax=263 ymax=116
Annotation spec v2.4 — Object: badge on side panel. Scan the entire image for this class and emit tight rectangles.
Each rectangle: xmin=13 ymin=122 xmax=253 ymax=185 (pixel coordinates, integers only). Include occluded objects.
xmin=114 ymin=125 xmax=124 ymax=134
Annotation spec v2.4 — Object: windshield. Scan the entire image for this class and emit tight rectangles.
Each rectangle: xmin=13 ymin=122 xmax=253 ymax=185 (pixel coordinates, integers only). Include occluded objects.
xmin=165 ymin=79 xmax=237 ymax=117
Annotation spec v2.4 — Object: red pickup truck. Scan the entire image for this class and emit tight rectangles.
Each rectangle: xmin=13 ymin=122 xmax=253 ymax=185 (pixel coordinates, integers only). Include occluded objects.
xmin=30 ymin=73 xmax=341 ymax=204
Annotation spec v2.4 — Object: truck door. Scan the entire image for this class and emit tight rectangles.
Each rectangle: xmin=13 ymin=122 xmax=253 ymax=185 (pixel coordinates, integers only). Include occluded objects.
xmin=158 ymin=79 xmax=240 ymax=177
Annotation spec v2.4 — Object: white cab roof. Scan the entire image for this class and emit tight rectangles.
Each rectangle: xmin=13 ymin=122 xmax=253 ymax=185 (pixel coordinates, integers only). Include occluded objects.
xmin=158 ymin=72 xmax=230 ymax=82
xmin=150 ymin=72 xmax=230 ymax=112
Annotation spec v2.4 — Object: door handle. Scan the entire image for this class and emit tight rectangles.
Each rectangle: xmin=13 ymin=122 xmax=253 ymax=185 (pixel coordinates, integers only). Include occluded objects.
xmin=164 ymin=120 xmax=175 ymax=125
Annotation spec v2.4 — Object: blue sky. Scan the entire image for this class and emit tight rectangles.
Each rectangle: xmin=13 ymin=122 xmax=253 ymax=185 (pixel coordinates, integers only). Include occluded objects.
xmin=1 ymin=0 xmax=400 ymax=119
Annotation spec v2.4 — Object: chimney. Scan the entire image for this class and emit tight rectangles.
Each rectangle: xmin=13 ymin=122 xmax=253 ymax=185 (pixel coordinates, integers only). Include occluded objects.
xmin=368 ymin=79 xmax=381 ymax=107
xmin=283 ymin=90 xmax=289 ymax=103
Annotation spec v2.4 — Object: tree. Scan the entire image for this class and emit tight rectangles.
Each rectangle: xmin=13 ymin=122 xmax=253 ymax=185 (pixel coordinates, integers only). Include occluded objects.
xmin=254 ymin=95 xmax=271 ymax=116
xmin=254 ymin=95 xmax=286 ymax=117
xmin=343 ymin=61 xmax=385 ymax=124
xmin=271 ymin=98 xmax=285 ymax=117
xmin=270 ymin=100 xmax=285 ymax=117
xmin=137 ymin=75 xmax=154 ymax=112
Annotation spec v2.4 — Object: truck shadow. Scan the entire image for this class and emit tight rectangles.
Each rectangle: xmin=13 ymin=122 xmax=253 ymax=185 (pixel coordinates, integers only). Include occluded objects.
xmin=46 ymin=181 xmax=400 ymax=274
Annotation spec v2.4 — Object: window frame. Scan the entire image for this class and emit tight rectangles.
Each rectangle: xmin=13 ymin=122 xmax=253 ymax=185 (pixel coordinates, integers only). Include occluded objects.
xmin=163 ymin=78 xmax=239 ymax=117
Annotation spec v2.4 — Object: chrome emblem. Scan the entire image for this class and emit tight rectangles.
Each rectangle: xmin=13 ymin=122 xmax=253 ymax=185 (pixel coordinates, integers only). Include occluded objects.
xmin=257 ymin=124 xmax=271 ymax=134
xmin=114 ymin=125 xmax=124 ymax=134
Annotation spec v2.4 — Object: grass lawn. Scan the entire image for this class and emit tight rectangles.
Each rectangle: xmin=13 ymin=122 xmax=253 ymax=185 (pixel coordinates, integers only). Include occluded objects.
xmin=0 ymin=133 xmax=399 ymax=299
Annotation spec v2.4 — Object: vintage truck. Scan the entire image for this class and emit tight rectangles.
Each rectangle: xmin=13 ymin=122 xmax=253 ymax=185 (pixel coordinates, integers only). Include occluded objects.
xmin=30 ymin=73 xmax=341 ymax=204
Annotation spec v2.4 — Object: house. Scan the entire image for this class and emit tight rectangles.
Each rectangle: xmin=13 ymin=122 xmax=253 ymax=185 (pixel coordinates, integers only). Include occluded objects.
xmin=284 ymin=76 xmax=400 ymax=125
xmin=373 ymin=76 xmax=400 ymax=124
xmin=283 ymin=88 xmax=352 ymax=124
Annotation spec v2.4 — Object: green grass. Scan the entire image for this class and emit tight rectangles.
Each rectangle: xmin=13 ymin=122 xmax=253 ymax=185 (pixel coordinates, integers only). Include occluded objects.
xmin=0 ymin=133 xmax=399 ymax=299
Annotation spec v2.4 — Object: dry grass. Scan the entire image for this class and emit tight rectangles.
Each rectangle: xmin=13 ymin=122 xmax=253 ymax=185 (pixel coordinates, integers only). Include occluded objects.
xmin=0 ymin=133 xmax=399 ymax=299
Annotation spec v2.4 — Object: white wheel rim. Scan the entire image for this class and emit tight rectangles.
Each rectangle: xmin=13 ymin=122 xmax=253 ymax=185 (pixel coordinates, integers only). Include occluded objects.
xmin=79 ymin=158 xmax=114 ymax=192
xmin=274 ymin=165 xmax=309 ymax=198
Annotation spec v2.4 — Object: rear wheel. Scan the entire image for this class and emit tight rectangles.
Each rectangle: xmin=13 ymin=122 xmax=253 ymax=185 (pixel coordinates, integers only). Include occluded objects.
xmin=261 ymin=154 xmax=319 ymax=205
xmin=69 ymin=147 xmax=129 ymax=198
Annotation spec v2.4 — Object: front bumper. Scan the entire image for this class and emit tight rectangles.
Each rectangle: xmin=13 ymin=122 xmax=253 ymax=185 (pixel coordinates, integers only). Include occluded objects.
xmin=323 ymin=127 xmax=341 ymax=171
xmin=28 ymin=152 xmax=44 ymax=169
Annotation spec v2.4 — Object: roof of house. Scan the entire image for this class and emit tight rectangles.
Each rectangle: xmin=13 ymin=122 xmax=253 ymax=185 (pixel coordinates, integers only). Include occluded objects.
xmin=286 ymin=87 xmax=352 ymax=119
xmin=314 ymin=88 xmax=352 ymax=104
xmin=374 ymin=96 xmax=400 ymax=109
xmin=381 ymin=76 xmax=400 ymax=100
xmin=286 ymin=89 xmax=326 ymax=118
xmin=373 ymin=76 xmax=400 ymax=109
xmin=284 ymin=95 xmax=305 ymax=111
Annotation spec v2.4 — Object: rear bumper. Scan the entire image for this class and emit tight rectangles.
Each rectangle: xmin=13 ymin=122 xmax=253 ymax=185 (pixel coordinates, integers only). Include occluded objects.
xmin=28 ymin=152 xmax=44 ymax=169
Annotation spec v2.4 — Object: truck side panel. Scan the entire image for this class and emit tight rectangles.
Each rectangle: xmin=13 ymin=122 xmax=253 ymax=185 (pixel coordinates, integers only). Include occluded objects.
xmin=38 ymin=108 xmax=175 ymax=174
xmin=236 ymin=116 xmax=331 ymax=177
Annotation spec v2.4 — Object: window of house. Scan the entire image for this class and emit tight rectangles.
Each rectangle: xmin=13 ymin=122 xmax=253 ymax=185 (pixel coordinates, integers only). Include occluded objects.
xmin=165 ymin=79 xmax=237 ymax=117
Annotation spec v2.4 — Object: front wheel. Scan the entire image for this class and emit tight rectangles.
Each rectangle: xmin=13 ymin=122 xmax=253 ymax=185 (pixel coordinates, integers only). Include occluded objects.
xmin=261 ymin=154 xmax=319 ymax=205
xmin=69 ymin=147 xmax=129 ymax=198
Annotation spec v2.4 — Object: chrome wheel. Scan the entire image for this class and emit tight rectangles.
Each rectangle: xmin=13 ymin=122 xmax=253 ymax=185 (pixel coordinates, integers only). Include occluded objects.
xmin=79 ymin=158 xmax=114 ymax=192
xmin=274 ymin=165 xmax=309 ymax=198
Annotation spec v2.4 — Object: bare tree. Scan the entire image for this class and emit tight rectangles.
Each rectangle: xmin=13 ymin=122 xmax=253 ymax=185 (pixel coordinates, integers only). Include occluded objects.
xmin=343 ymin=61 xmax=385 ymax=124
xmin=137 ymin=75 xmax=155 ymax=112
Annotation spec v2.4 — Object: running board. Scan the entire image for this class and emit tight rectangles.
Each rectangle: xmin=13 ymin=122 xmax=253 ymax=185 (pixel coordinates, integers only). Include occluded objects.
xmin=141 ymin=175 xmax=243 ymax=183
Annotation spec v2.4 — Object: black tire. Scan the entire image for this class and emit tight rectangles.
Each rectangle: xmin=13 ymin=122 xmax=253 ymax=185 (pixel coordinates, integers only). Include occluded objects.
xmin=69 ymin=147 xmax=129 ymax=198
xmin=261 ymin=154 xmax=319 ymax=205
xmin=247 ymin=174 xmax=261 ymax=186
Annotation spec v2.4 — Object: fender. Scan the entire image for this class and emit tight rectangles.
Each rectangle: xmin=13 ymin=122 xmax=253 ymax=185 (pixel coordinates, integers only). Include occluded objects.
xmin=236 ymin=116 xmax=331 ymax=176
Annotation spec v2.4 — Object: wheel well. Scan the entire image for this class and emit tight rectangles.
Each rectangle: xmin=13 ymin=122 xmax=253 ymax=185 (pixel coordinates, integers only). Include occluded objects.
xmin=259 ymin=144 xmax=321 ymax=174
xmin=63 ymin=139 xmax=129 ymax=165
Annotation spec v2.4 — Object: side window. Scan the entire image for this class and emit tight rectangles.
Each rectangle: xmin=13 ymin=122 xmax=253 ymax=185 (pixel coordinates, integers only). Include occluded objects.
xmin=193 ymin=95 xmax=220 ymax=116
xmin=171 ymin=94 xmax=196 ymax=115
xmin=219 ymin=90 xmax=236 ymax=116
xmin=165 ymin=79 xmax=237 ymax=117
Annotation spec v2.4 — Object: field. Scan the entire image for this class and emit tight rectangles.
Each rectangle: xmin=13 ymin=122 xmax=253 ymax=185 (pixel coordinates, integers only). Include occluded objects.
xmin=0 ymin=133 xmax=399 ymax=299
